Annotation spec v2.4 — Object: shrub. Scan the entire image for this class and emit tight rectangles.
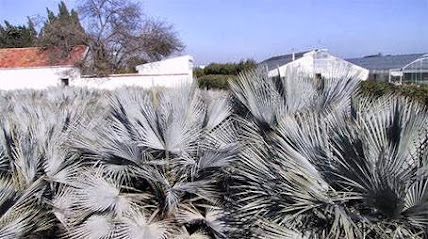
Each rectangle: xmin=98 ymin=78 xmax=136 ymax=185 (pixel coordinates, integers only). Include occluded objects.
xmin=201 ymin=60 xmax=256 ymax=76
xmin=359 ymin=80 xmax=428 ymax=106
xmin=193 ymin=66 xmax=205 ymax=78
xmin=195 ymin=59 xmax=256 ymax=90
xmin=197 ymin=74 xmax=237 ymax=90
xmin=195 ymin=60 xmax=256 ymax=77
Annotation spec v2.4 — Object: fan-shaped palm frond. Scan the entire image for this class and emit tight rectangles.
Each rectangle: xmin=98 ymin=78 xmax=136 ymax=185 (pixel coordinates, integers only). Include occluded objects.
xmin=116 ymin=210 xmax=171 ymax=239
xmin=253 ymin=220 xmax=303 ymax=239
xmin=176 ymin=204 xmax=228 ymax=238
xmin=173 ymin=228 xmax=211 ymax=239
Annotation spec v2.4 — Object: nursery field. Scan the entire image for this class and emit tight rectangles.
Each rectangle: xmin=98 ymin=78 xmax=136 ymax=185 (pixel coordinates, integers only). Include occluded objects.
xmin=0 ymin=68 xmax=427 ymax=239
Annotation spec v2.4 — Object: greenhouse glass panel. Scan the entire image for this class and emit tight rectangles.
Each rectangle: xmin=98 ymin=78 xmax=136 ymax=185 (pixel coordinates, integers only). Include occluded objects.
xmin=403 ymin=57 xmax=428 ymax=70
xmin=401 ymin=56 xmax=428 ymax=84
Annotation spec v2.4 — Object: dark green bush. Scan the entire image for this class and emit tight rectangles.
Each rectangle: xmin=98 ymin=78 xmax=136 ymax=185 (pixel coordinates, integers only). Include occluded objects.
xmin=359 ymin=80 xmax=428 ymax=106
xmin=203 ymin=60 xmax=256 ymax=75
xmin=195 ymin=59 xmax=256 ymax=90
xmin=193 ymin=67 xmax=205 ymax=78
xmin=197 ymin=74 xmax=237 ymax=90
xmin=195 ymin=60 xmax=256 ymax=77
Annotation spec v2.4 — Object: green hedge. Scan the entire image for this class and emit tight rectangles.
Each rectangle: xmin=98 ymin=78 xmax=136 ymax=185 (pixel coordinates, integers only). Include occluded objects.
xmin=197 ymin=74 xmax=237 ymax=90
xmin=359 ymin=80 xmax=428 ymax=106
xmin=194 ymin=60 xmax=256 ymax=77
xmin=201 ymin=60 xmax=256 ymax=76
xmin=195 ymin=60 xmax=256 ymax=90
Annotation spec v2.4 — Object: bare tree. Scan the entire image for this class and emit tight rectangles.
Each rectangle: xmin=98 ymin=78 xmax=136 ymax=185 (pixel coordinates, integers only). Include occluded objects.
xmin=78 ymin=0 xmax=184 ymax=75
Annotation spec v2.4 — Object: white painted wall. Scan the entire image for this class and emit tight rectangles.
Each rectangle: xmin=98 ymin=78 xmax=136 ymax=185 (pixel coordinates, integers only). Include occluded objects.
xmin=136 ymin=55 xmax=194 ymax=78
xmin=72 ymin=74 xmax=193 ymax=90
xmin=0 ymin=56 xmax=194 ymax=90
xmin=74 ymin=55 xmax=194 ymax=90
xmin=0 ymin=66 xmax=80 ymax=90
xmin=268 ymin=50 xmax=369 ymax=81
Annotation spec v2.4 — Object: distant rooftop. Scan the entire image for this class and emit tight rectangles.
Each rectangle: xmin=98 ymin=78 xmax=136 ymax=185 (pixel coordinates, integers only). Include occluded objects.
xmin=0 ymin=45 xmax=88 ymax=69
xmin=346 ymin=53 xmax=426 ymax=71
xmin=260 ymin=51 xmax=311 ymax=71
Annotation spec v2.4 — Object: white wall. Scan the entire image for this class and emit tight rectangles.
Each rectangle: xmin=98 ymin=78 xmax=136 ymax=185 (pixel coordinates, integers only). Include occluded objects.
xmin=136 ymin=55 xmax=194 ymax=78
xmin=74 ymin=55 xmax=194 ymax=90
xmin=0 ymin=67 xmax=80 ymax=90
xmin=72 ymin=74 xmax=193 ymax=90
xmin=0 ymin=56 xmax=194 ymax=91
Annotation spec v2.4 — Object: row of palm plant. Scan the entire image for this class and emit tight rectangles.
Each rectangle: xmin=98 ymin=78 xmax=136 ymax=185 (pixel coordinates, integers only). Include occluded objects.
xmin=0 ymin=66 xmax=426 ymax=238
xmin=0 ymin=88 xmax=108 ymax=238
xmin=0 ymin=86 xmax=238 ymax=238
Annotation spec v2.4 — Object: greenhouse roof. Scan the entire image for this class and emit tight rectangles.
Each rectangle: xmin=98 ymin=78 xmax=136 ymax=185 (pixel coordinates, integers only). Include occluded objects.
xmin=260 ymin=51 xmax=311 ymax=71
xmin=346 ymin=53 xmax=426 ymax=71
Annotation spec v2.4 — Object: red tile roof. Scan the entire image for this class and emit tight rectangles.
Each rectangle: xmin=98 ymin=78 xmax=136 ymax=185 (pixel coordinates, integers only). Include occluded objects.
xmin=0 ymin=45 xmax=88 ymax=69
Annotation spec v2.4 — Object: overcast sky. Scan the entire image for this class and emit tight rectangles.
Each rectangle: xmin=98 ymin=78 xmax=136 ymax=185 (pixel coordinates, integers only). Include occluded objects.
xmin=1 ymin=0 xmax=427 ymax=64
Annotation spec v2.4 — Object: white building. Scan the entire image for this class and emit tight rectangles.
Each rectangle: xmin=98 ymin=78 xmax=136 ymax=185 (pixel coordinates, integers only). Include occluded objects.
xmin=260 ymin=49 xmax=369 ymax=81
xmin=75 ymin=55 xmax=194 ymax=90
xmin=0 ymin=45 xmax=194 ymax=90
xmin=0 ymin=46 xmax=88 ymax=90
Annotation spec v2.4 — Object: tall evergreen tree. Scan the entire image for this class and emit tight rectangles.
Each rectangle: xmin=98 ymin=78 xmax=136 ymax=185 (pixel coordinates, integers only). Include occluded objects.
xmin=39 ymin=1 xmax=87 ymax=54
xmin=0 ymin=19 xmax=37 ymax=48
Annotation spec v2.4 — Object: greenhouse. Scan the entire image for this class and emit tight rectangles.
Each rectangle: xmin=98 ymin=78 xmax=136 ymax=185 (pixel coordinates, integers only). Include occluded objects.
xmin=391 ymin=54 xmax=428 ymax=84
xmin=347 ymin=53 xmax=428 ymax=84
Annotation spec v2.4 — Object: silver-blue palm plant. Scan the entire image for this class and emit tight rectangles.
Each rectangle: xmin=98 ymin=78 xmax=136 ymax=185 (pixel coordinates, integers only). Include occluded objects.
xmin=61 ymin=85 xmax=238 ymax=238
xmin=0 ymin=87 xmax=107 ymax=238
xmin=229 ymin=68 xmax=428 ymax=238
